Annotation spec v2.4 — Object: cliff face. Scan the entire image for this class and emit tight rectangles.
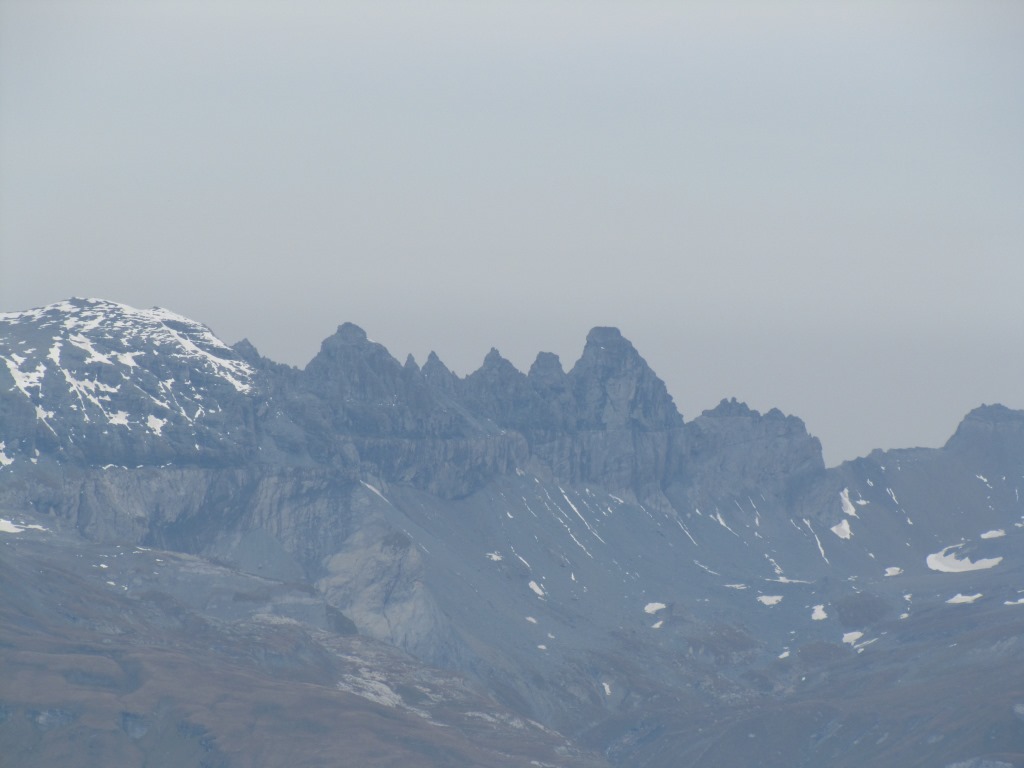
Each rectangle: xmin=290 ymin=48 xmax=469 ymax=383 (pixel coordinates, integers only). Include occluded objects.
xmin=271 ymin=321 xmax=820 ymax=504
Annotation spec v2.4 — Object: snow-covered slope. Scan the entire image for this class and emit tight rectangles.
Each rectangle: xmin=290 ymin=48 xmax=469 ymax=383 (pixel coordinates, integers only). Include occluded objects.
xmin=0 ymin=298 xmax=257 ymax=467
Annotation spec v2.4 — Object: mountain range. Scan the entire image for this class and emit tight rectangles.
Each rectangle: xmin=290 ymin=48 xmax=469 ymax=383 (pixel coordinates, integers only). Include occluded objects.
xmin=2 ymin=297 xmax=1023 ymax=767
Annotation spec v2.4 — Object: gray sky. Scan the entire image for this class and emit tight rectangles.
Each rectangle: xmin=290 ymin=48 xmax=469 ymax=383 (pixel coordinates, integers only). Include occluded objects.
xmin=2 ymin=0 xmax=1022 ymax=466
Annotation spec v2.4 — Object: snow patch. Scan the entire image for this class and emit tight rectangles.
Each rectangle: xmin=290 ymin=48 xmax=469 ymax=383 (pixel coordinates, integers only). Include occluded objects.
xmin=757 ymin=595 xmax=783 ymax=606
xmin=116 ymin=351 xmax=140 ymax=368
xmin=0 ymin=442 xmax=13 ymax=467
xmin=811 ymin=605 xmax=827 ymax=621
xmin=68 ymin=333 xmax=112 ymax=365
xmin=946 ymin=593 xmax=982 ymax=604
xmin=602 ymin=682 xmax=612 ymax=696
xmin=980 ymin=529 xmax=1006 ymax=539
xmin=485 ymin=551 xmax=503 ymax=561
xmin=926 ymin=545 xmax=1002 ymax=573
xmin=830 ymin=519 xmax=852 ymax=540
xmin=644 ymin=602 xmax=666 ymax=614
xmin=147 ymin=415 xmax=166 ymax=435
xmin=770 ymin=576 xmax=811 ymax=585
xmin=3 ymin=356 xmax=45 ymax=398
xmin=884 ymin=567 xmax=903 ymax=577
xmin=528 ymin=580 xmax=546 ymax=598
xmin=842 ymin=631 xmax=863 ymax=646
xmin=650 ymin=620 xmax=663 ymax=629
xmin=336 ymin=674 xmax=404 ymax=708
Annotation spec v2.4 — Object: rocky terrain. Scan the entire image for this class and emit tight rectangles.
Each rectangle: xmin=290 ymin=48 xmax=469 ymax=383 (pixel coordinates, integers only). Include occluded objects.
xmin=2 ymin=298 xmax=1024 ymax=767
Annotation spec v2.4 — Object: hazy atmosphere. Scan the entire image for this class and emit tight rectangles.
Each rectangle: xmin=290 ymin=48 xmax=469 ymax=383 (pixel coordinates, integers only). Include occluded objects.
xmin=2 ymin=0 xmax=1022 ymax=465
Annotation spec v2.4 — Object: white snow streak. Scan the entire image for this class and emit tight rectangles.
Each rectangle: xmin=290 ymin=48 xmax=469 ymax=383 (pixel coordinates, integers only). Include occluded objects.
xmin=712 ymin=511 xmax=738 ymax=536
xmin=840 ymin=488 xmax=858 ymax=518
xmin=360 ymin=481 xmax=391 ymax=505
xmin=558 ymin=487 xmax=606 ymax=544
xmin=802 ymin=519 xmax=829 ymax=564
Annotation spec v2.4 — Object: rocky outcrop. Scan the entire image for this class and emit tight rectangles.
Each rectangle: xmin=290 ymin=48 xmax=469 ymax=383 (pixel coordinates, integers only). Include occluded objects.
xmin=944 ymin=404 xmax=1024 ymax=470
xmin=675 ymin=398 xmax=826 ymax=504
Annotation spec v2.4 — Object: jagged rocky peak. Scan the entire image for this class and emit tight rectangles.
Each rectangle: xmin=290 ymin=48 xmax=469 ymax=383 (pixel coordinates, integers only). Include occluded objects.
xmin=469 ymin=347 xmax=525 ymax=381
xmin=568 ymin=326 xmax=682 ymax=431
xmin=305 ymin=322 xmax=404 ymax=397
xmin=693 ymin=397 xmax=819 ymax=443
xmin=463 ymin=347 xmax=541 ymax=427
xmin=944 ymin=403 xmax=1024 ymax=463
xmin=700 ymin=397 xmax=810 ymax=434
xmin=701 ymin=396 xmax=755 ymax=418
xmin=528 ymin=351 xmax=566 ymax=381
xmin=331 ymin=321 xmax=370 ymax=344
xmin=300 ymin=325 xmax=473 ymax=440
xmin=522 ymin=352 xmax=577 ymax=433
xmin=232 ymin=337 xmax=261 ymax=363
xmin=683 ymin=397 xmax=825 ymax=494
xmin=421 ymin=351 xmax=458 ymax=392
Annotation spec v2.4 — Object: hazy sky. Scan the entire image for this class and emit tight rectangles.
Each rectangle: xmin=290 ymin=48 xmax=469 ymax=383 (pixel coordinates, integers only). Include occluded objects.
xmin=2 ymin=0 xmax=1022 ymax=465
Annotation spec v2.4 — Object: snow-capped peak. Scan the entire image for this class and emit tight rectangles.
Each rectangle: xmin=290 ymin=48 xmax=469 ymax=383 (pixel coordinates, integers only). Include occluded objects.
xmin=0 ymin=298 xmax=255 ymax=466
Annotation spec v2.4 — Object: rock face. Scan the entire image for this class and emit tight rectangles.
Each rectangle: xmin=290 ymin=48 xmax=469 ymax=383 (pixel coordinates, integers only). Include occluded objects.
xmin=3 ymin=298 xmax=1024 ymax=768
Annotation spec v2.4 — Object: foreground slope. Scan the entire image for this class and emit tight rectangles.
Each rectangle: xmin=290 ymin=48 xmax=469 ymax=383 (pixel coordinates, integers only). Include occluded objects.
xmin=2 ymin=298 xmax=1024 ymax=767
